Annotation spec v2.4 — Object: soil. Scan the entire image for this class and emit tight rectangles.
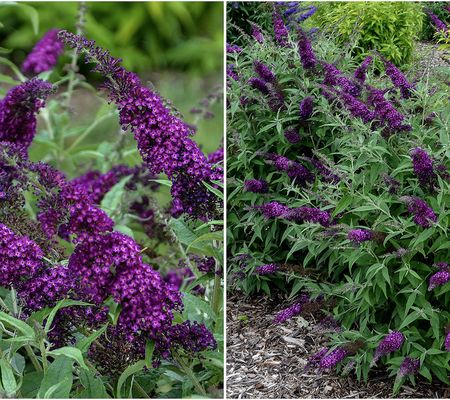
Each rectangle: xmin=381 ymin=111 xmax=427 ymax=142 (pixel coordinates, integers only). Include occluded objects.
xmin=226 ymin=292 xmax=450 ymax=399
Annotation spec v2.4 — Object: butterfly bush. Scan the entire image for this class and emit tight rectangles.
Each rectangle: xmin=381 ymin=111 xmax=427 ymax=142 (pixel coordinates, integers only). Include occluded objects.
xmin=0 ymin=17 xmax=223 ymax=396
xmin=227 ymin=4 xmax=449 ymax=391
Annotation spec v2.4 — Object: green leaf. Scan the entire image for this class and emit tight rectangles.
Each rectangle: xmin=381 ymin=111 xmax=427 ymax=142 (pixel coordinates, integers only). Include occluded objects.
xmin=0 ymin=311 xmax=35 ymax=339
xmin=145 ymin=340 xmax=155 ymax=369
xmin=114 ymin=224 xmax=135 ymax=239
xmin=21 ymin=371 xmax=44 ymax=398
xmin=116 ymin=360 xmax=146 ymax=398
xmin=186 ymin=231 xmax=223 ymax=252
xmin=78 ymin=370 xmax=109 ymax=398
xmin=38 ymin=356 xmax=73 ymax=399
xmin=45 ymin=299 xmax=91 ymax=333
xmin=203 ymin=181 xmax=224 ymax=200
xmin=48 ymin=347 xmax=89 ymax=370
xmin=399 ymin=311 xmax=420 ymax=330
xmin=76 ymin=324 xmax=108 ymax=353
xmin=0 ymin=358 xmax=17 ymax=396
xmin=100 ymin=176 xmax=132 ymax=216
xmin=332 ymin=195 xmax=353 ymax=217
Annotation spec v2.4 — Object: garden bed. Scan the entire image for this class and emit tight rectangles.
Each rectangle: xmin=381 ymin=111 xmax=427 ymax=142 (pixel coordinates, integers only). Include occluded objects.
xmin=226 ymin=292 xmax=449 ymax=399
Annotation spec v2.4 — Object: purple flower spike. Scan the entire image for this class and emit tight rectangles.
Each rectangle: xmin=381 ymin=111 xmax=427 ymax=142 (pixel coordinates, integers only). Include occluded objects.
xmin=273 ymin=294 xmax=309 ymax=323
xmin=427 ymin=10 xmax=448 ymax=34
xmin=0 ymin=79 xmax=54 ymax=155
xmin=428 ymin=271 xmax=450 ymax=291
xmin=297 ymin=28 xmax=316 ymax=69
xmin=284 ymin=128 xmax=300 ymax=144
xmin=272 ymin=8 xmax=290 ymax=47
xmin=374 ymin=331 xmax=404 ymax=362
xmin=283 ymin=206 xmax=331 ymax=227
xmin=354 ymin=56 xmax=373 ymax=83
xmin=299 ymin=96 xmax=313 ymax=120
xmin=383 ymin=60 xmax=414 ymax=98
xmin=251 ymin=23 xmax=264 ymax=44
xmin=254 ymin=61 xmax=276 ymax=83
xmin=248 ymin=77 xmax=269 ymax=95
xmin=227 ymin=43 xmax=242 ymax=53
xmin=445 ymin=332 xmax=450 ymax=351
xmin=348 ymin=229 xmax=373 ymax=244
xmin=255 ymin=201 xmax=289 ymax=218
xmin=59 ymin=31 xmax=222 ymax=221
xmin=399 ymin=357 xmax=420 ymax=377
xmin=244 ymin=179 xmax=269 ymax=193
xmin=411 ymin=147 xmax=437 ymax=192
xmin=434 ymin=262 xmax=449 ymax=271
xmin=401 ymin=196 xmax=437 ymax=228
xmin=319 ymin=348 xmax=347 ymax=369
xmin=22 ymin=29 xmax=64 ymax=74
xmin=305 ymin=348 xmax=328 ymax=370
xmin=255 ymin=263 xmax=279 ymax=275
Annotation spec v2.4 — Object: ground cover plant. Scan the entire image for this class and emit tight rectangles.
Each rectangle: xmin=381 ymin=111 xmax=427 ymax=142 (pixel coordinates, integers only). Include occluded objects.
xmin=0 ymin=3 xmax=224 ymax=398
xmin=227 ymin=1 xmax=449 ymax=394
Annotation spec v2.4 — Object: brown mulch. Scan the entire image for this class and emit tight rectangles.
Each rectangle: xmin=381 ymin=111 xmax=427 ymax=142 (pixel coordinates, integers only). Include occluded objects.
xmin=226 ymin=292 xmax=449 ymax=399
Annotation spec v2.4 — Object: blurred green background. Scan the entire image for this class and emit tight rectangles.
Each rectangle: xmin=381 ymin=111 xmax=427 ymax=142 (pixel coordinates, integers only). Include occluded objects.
xmin=0 ymin=2 xmax=224 ymax=153
xmin=0 ymin=1 xmax=223 ymax=75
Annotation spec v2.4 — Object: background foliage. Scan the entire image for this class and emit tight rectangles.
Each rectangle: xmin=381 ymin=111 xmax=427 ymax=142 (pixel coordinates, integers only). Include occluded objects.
xmin=0 ymin=1 xmax=223 ymax=75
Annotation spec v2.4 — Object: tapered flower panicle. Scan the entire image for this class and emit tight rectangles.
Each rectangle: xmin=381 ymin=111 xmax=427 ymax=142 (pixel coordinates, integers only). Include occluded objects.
xmin=323 ymin=63 xmax=360 ymax=96
xmin=319 ymin=348 xmax=347 ymax=369
xmin=297 ymin=28 xmax=316 ymax=69
xmin=254 ymin=61 xmax=276 ymax=83
xmin=426 ymin=10 xmax=448 ymax=34
xmin=255 ymin=263 xmax=279 ymax=275
xmin=273 ymin=294 xmax=309 ymax=323
xmin=354 ymin=56 xmax=373 ymax=83
xmin=284 ymin=128 xmax=300 ymax=144
xmin=411 ymin=147 xmax=437 ymax=192
xmin=399 ymin=357 xmax=419 ymax=377
xmin=251 ymin=23 xmax=264 ymax=43
xmin=244 ymin=179 xmax=269 ymax=193
xmin=22 ymin=29 xmax=64 ymax=74
xmin=299 ymin=96 xmax=313 ymax=120
xmin=367 ymin=87 xmax=411 ymax=136
xmin=348 ymin=229 xmax=373 ymax=244
xmin=383 ymin=60 xmax=414 ymax=98
xmin=248 ymin=77 xmax=269 ymax=95
xmin=374 ymin=331 xmax=404 ymax=362
xmin=265 ymin=153 xmax=314 ymax=186
xmin=0 ymin=79 xmax=54 ymax=155
xmin=283 ymin=206 xmax=331 ymax=227
xmin=445 ymin=332 xmax=450 ymax=351
xmin=428 ymin=271 xmax=450 ymax=291
xmin=272 ymin=8 xmax=290 ymax=47
xmin=401 ymin=196 xmax=437 ymax=228
xmin=0 ymin=223 xmax=43 ymax=289
xmin=255 ymin=201 xmax=289 ymax=218
xmin=59 ymin=31 xmax=222 ymax=221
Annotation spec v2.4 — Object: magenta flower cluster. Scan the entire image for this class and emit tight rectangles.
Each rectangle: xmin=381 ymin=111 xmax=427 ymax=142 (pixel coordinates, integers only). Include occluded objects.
xmin=401 ymin=196 xmax=437 ymax=228
xmin=347 ymin=229 xmax=373 ymax=244
xmin=22 ymin=29 xmax=64 ymax=74
xmin=411 ymin=147 xmax=438 ymax=192
xmin=59 ymin=31 xmax=222 ymax=221
xmin=244 ymin=179 xmax=269 ymax=193
xmin=272 ymin=8 xmax=290 ymax=47
xmin=374 ymin=331 xmax=404 ymax=362
xmin=399 ymin=357 xmax=419 ymax=377
xmin=255 ymin=263 xmax=279 ymax=275
xmin=265 ymin=153 xmax=314 ymax=186
xmin=273 ymin=293 xmax=309 ymax=323
xmin=0 ymin=79 xmax=54 ymax=156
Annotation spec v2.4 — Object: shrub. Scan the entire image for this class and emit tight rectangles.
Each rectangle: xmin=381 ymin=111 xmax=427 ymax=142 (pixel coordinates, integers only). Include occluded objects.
xmin=227 ymin=2 xmax=449 ymax=393
xmin=311 ymin=2 xmax=424 ymax=66
xmin=0 ymin=3 xmax=223 ymax=398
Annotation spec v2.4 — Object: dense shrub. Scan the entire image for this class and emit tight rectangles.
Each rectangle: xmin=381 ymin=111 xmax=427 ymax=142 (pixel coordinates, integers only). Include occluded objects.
xmin=0 ymin=4 xmax=223 ymax=398
xmin=311 ymin=2 xmax=424 ymax=66
xmin=421 ymin=2 xmax=450 ymax=41
xmin=227 ymin=1 xmax=449 ymax=393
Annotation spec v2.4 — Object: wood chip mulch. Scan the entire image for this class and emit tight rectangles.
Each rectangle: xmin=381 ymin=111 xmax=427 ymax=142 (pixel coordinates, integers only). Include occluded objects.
xmin=226 ymin=292 xmax=449 ymax=399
